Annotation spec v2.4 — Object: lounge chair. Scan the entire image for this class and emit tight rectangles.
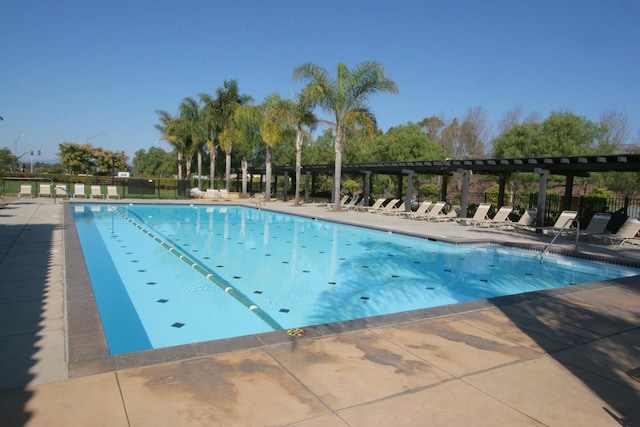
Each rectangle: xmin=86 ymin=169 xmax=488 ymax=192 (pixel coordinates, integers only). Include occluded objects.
xmin=403 ymin=201 xmax=432 ymax=220
xmin=357 ymin=198 xmax=386 ymax=213
xmin=106 ymin=186 xmax=121 ymax=199
xmin=90 ymin=185 xmax=105 ymax=199
xmin=73 ymin=183 xmax=87 ymax=198
xmin=190 ymin=187 xmax=205 ymax=199
xmin=323 ymin=194 xmax=349 ymax=209
xmin=479 ymin=206 xmax=513 ymax=228
xmin=541 ymin=210 xmax=579 ymax=235
xmin=502 ymin=209 xmax=537 ymax=230
xmin=518 ymin=210 xmax=578 ymax=234
xmin=18 ymin=185 xmax=32 ymax=197
xmin=219 ymin=189 xmax=232 ymax=200
xmin=457 ymin=203 xmax=492 ymax=226
xmin=382 ymin=200 xmax=407 ymax=215
xmin=341 ymin=195 xmax=361 ymax=210
xmin=39 ymin=183 xmax=52 ymax=197
xmin=415 ymin=201 xmax=447 ymax=221
xmin=575 ymin=213 xmax=611 ymax=238
xmin=430 ymin=204 xmax=462 ymax=222
xmin=372 ymin=199 xmax=400 ymax=214
xmin=588 ymin=217 xmax=640 ymax=247
xmin=206 ymin=189 xmax=221 ymax=200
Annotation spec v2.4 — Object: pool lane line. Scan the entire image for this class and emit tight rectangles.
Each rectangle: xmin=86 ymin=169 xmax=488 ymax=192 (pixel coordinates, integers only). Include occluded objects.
xmin=109 ymin=206 xmax=284 ymax=331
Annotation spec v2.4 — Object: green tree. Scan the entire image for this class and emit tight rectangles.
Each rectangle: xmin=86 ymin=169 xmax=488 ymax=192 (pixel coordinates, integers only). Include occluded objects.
xmin=93 ymin=149 xmax=127 ymax=175
xmin=58 ymin=142 xmax=95 ymax=174
xmin=202 ymin=80 xmax=253 ymax=191
xmin=492 ymin=112 xmax=606 ymax=158
xmin=0 ymin=147 xmax=17 ymax=172
xmin=372 ymin=122 xmax=446 ymax=161
xmin=178 ymin=96 xmax=207 ymax=186
xmin=230 ymin=105 xmax=263 ymax=197
xmin=154 ymin=110 xmax=186 ymax=180
xmin=133 ymin=147 xmax=175 ymax=177
xmin=293 ymin=61 xmax=398 ymax=210
xmin=262 ymin=91 xmax=317 ymax=204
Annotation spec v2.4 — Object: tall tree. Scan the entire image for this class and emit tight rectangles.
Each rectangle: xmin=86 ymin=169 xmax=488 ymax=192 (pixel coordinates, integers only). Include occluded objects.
xmin=154 ymin=110 xmax=185 ymax=180
xmin=178 ymin=96 xmax=206 ymax=186
xmin=230 ymin=105 xmax=263 ymax=197
xmin=262 ymin=91 xmax=317 ymax=204
xmin=293 ymin=61 xmax=398 ymax=210
xmin=201 ymin=80 xmax=253 ymax=192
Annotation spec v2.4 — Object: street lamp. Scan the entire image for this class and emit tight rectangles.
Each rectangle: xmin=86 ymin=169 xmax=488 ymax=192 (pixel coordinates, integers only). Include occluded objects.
xmin=14 ymin=134 xmax=24 ymax=157
xmin=86 ymin=132 xmax=113 ymax=144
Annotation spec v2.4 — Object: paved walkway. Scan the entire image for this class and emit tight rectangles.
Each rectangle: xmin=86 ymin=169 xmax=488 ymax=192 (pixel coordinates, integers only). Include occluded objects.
xmin=1 ymin=198 xmax=639 ymax=426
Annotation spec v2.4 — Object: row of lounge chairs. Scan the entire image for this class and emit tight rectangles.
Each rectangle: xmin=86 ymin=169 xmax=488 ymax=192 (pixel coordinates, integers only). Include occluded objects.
xmin=330 ymin=195 xmax=640 ymax=247
xmin=18 ymin=183 xmax=121 ymax=199
xmin=190 ymin=188 xmax=232 ymax=201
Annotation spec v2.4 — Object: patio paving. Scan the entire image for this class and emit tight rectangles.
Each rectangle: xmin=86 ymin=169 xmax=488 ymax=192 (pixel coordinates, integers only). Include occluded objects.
xmin=1 ymin=198 xmax=639 ymax=426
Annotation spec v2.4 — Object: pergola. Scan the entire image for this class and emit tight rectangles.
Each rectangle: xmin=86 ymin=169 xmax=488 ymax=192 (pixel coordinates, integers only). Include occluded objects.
xmin=247 ymin=153 xmax=640 ymax=228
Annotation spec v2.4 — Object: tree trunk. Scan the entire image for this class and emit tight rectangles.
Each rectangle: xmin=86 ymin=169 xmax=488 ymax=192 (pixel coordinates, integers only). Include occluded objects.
xmin=177 ymin=151 xmax=183 ymax=181
xmin=265 ymin=145 xmax=272 ymax=202
xmin=225 ymin=150 xmax=231 ymax=192
xmin=332 ymin=130 xmax=344 ymax=211
xmin=209 ymin=146 xmax=216 ymax=189
xmin=241 ymin=156 xmax=248 ymax=198
xmin=294 ymin=130 xmax=303 ymax=206
xmin=197 ymin=149 xmax=202 ymax=189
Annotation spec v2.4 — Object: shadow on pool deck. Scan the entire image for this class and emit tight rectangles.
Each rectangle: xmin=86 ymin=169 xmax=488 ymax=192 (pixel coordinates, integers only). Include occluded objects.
xmin=1 ymin=198 xmax=639 ymax=426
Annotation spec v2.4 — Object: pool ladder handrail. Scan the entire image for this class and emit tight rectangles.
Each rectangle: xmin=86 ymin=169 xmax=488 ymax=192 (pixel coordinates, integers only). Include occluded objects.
xmin=540 ymin=218 xmax=580 ymax=263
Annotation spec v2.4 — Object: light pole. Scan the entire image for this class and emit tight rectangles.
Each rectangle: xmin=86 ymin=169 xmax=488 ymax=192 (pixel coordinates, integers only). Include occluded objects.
xmin=86 ymin=132 xmax=113 ymax=144
xmin=14 ymin=134 xmax=24 ymax=157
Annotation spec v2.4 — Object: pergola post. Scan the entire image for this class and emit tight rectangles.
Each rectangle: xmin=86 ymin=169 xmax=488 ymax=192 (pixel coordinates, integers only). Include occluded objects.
xmin=535 ymin=168 xmax=549 ymax=232
xmin=283 ymin=171 xmax=289 ymax=201
xmin=563 ymin=174 xmax=574 ymax=211
xmin=304 ymin=171 xmax=311 ymax=203
xmin=458 ymin=169 xmax=470 ymax=218
xmin=362 ymin=171 xmax=371 ymax=207
xmin=402 ymin=169 xmax=414 ymax=212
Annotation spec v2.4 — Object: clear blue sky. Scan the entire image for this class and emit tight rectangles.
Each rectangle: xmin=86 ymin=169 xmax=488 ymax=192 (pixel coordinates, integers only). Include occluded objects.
xmin=2 ymin=0 xmax=639 ymax=162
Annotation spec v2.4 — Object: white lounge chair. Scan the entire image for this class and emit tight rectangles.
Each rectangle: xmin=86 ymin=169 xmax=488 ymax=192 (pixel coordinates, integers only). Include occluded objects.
xmin=457 ymin=203 xmax=492 ymax=226
xmin=403 ymin=201 xmax=432 ymax=220
xmin=479 ymin=206 xmax=513 ymax=228
xmin=106 ymin=186 xmax=121 ymax=199
xmin=576 ymin=213 xmax=611 ymax=238
xmin=18 ymin=185 xmax=32 ymax=197
xmin=341 ymin=195 xmax=361 ymax=210
xmin=430 ymin=205 xmax=462 ymax=222
xmin=206 ymin=189 xmax=221 ymax=200
xmin=372 ymin=199 xmax=400 ymax=214
xmin=357 ymin=198 xmax=386 ymax=213
xmin=219 ymin=189 xmax=232 ymax=200
xmin=73 ymin=183 xmax=87 ymax=198
xmin=503 ymin=209 xmax=537 ymax=230
xmin=190 ymin=187 xmax=205 ymax=199
xmin=415 ymin=201 xmax=447 ymax=221
xmin=541 ymin=210 xmax=579 ymax=234
xmin=90 ymin=185 xmax=105 ymax=199
xmin=588 ymin=217 xmax=640 ymax=247
xmin=39 ymin=183 xmax=52 ymax=197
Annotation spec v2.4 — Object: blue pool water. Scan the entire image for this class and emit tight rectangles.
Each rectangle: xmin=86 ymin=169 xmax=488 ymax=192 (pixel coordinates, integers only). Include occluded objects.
xmin=72 ymin=204 xmax=640 ymax=355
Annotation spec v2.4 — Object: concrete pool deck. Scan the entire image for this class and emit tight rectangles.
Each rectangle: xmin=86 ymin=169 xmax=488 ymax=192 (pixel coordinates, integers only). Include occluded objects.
xmin=1 ymin=197 xmax=639 ymax=426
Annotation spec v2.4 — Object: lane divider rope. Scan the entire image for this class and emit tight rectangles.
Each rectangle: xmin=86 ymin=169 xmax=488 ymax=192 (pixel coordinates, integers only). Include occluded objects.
xmin=110 ymin=206 xmax=284 ymax=331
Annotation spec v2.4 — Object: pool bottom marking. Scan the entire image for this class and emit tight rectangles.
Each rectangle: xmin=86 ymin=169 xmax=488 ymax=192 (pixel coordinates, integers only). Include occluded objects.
xmin=110 ymin=207 xmax=284 ymax=332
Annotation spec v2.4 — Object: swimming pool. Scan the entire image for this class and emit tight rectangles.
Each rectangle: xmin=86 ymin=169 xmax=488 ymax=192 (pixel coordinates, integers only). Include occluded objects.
xmin=72 ymin=203 xmax=640 ymax=355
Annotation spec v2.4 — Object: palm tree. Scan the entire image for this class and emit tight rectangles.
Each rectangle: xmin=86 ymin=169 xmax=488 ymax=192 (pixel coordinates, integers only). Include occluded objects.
xmin=199 ymin=93 xmax=219 ymax=189
xmin=154 ymin=109 xmax=185 ymax=180
xmin=262 ymin=91 xmax=317 ymax=204
xmin=178 ymin=97 xmax=206 ymax=187
xmin=293 ymin=62 xmax=398 ymax=210
xmin=231 ymin=105 xmax=263 ymax=197
xmin=201 ymin=80 xmax=253 ymax=192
